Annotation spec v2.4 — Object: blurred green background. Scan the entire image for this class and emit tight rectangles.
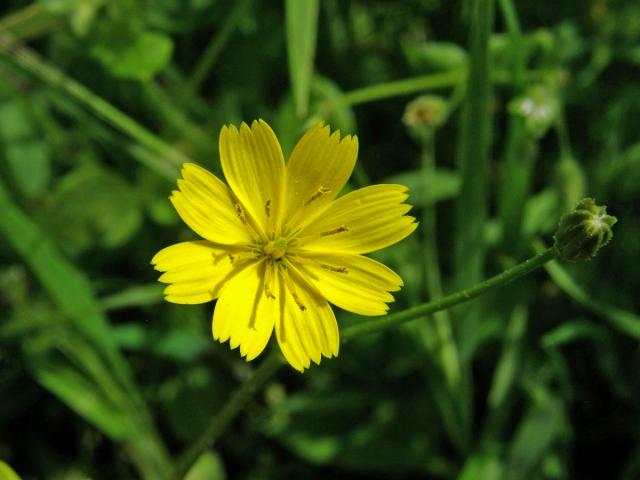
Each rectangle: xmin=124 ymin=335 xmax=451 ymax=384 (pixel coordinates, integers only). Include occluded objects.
xmin=1 ymin=0 xmax=639 ymax=479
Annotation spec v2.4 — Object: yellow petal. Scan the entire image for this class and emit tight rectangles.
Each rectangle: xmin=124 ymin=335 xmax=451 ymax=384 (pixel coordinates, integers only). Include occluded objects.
xmin=219 ymin=120 xmax=285 ymax=233
xmin=275 ymin=267 xmax=339 ymax=372
xmin=170 ymin=163 xmax=252 ymax=245
xmin=295 ymin=254 xmax=402 ymax=316
xmin=212 ymin=260 xmax=277 ymax=361
xmin=151 ymin=241 xmax=237 ymax=304
xmin=297 ymin=184 xmax=418 ymax=254
xmin=283 ymin=122 xmax=358 ymax=233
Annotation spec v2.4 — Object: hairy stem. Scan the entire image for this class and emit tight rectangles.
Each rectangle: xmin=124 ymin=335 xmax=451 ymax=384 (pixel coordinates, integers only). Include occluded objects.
xmin=174 ymin=246 xmax=559 ymax=476
xmin=343 ymin=247 xmax=558 ymax=339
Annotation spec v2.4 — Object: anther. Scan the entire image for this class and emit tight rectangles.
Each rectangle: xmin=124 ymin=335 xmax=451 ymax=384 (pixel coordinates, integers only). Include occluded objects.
xmin=234 ymin=201 xmax=263 ymax=241
xmin=292 ymin=293 xmax=307 ymax=311
xmin=295 ymin=224 xmax=349 ymax=246
xmin=321 ymin=264 xmax=349 ymax=273
xmin=263 ymin=261 xmax=277 ymax=299
xmin=280 ymin=264 xmax=307 ymax=311
xmin=304 ymin=186 xmax=331 ymax=206
xmin=264 ymin=285 xmax=276 ymax=299
xmin=265 ymin=199 xmax=271 ymax=217
xmin=228 ymin=251 xmax=258 ymax=265
xmin=320 ymin=225 xmax=349 ymax=237
xmin=234 ymin=203 xmax=247 ymax=223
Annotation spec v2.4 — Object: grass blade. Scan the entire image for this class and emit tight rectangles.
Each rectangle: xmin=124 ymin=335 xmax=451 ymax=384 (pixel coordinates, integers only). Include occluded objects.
xmin=454 ymin=0 xmax=494 ymax=288
xmin=0 ymin=33 xmax=191 ymax=178
xmin=285 ymin=0 xmax=319 ymax=118
xmin=0 ymin=180 xmax=171 ymax=478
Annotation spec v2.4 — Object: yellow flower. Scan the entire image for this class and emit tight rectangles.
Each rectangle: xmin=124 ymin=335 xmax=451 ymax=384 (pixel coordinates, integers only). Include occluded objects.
xmin=152 ymin=120 xmax=417 ymax=371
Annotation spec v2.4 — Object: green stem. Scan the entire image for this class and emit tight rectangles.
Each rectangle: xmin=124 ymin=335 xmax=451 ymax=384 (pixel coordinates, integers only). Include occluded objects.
xmin=497 ymin=0 xmax=535 ymax=247
xmin=187 ymin=0 xmax=252 ymax=93
xmin=554 ymin=108 xmax=574 ymax=160
xmin=321 ymin=69 xmax=467 ymax=115
xmin=174 ymin=246 xmax=559 ymax=477
xmin=454 ymin=0 xmax=494 ymax=288
xmin=498 ymin=0 xmax=526 ymax=88
xmin=420 ymin=132 xmax=461 ymax=388
xmin=343 ymin=247 xmax=558 ymax=340
xmin=172 ymin=350 xmax=283 ymax=479
xmin=0 ymin=33 xmax=192 ymax=176
xmin=0 ymin=2 xmax=63 ymax=41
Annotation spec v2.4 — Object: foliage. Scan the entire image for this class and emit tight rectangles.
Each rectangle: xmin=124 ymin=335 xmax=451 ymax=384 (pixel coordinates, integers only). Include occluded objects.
xmin=0 ymin=0 xmax=639 ymax=478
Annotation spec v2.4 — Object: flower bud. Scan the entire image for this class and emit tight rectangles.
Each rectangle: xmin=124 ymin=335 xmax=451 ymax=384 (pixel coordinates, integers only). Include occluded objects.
xmin=509 ymin=85 xmax=559 ymax=138
xmin=554 ymin=198 xmax=617 ymax=261
xmin=403 ymin=95 xmax=448 ymax=139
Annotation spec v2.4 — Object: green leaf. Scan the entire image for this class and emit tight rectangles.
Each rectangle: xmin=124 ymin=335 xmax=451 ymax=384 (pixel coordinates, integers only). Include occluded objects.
xmin=0 ymin=461 xmax=22 ymax=480
xmin=488 ymin=306 xmax=527 ymax=409
xmin=154 ymin=329 xmax=210 ymax=361
xmin=523 ymin=189 xmax=559 ymax=236
xmin=312 ymin=75 xmax=357 ymax=134
xmin=384 ymin=169 xmax=460 ymax=206
xmin=542 ymin=257 xmax=640 ymax=339
xmin=42 ymin=164 xmax=142 ymax=253
xmin=285 ymin=0 xmax=319 ymax=117
xmin=100 ymin=284 xmax=164 ymax=311
xmin=0 ymin=101 xmax=31 ymax=140
xmin=32 ymin=358 xmax=132 ymax=440
xmin=403 ymin=41 xmax=468 ymax=72
xmin=505 ymin=390 xmax=564 ymax=479
xmin=92 ymin=31 xmax=174 ymax=81
xmin=454 ymin=0 xmax=494 ymax=288
xmin=5 ymin=141 xmax=51 ymax=198
xmin=184 ymin=451 xmax=226 ymax=480
xmin=0 ymin=101 xmax=51 ymax=198
xmin=458 ymin=453 xmax=503 ymax=480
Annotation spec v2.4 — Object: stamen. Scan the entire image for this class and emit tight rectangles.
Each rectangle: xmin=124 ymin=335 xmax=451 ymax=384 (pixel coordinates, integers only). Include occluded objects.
xmin=228 ymin=251 xmax=259 ymax=265
xmin=282 ymin=186 xmax=332 ymax=235
xmin=295 ymin=224 xmax=349 ymax=246
xmin=304 ymin=186 xmax=331 ymax=206
xmin=321 ymin=264 xmax=349 ymax=273
xmin=284 ymin=254 xmax=348 ymax=274
xmin=265 ymin=199 xmax=271 ymax=217
xmin=263 ymin=261 xmax=276 ymax=299
xmin=234 ymin=202 xmax=263 ymax=241
xmin=234 ymin=202 xmax=247 ymax=223
xmin=280 ymin=264 xmax=306 ymax=311
xmin=320 ymin=224 xmax=349 ymax=237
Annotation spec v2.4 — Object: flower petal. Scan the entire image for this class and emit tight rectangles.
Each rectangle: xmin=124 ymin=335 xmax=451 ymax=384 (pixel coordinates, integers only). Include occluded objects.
xmin=212 ymin=260 xmax=277 ymax=361
xmin=297 ymin=184 xmax=417 ymax=254
xmin=151 ymin=241 xmax=237 ymax=304
xmin=219 ymin=120 xmax=285 ymax=233
xmin=170 ymin=163 xmax=252 ymax=245
xmin=275 ymin=267 xmax=339 ymax=372
xmin=283 ymin=122 xmax=358 ymax=233
xmin=295 ymin=254 xmax=402 ymax=316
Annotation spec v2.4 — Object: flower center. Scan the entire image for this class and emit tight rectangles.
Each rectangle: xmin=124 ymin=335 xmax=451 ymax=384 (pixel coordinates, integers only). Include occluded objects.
xmin=263 ymin=237 xmax=288 ymax=260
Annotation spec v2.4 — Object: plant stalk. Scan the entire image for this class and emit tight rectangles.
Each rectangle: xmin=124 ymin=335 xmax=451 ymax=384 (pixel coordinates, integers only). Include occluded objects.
xmin=175 ymin=246 xmax=559 ymax=476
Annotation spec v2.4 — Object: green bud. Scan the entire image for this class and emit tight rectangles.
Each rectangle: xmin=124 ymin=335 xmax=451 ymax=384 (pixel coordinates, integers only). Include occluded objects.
xmin=554 ymin=198 xmax=617 ymax=262
xmin=403 ymin=95 xmax=448 ymax=140
xmin=509 ymin=85 xmax=559 ymax=138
